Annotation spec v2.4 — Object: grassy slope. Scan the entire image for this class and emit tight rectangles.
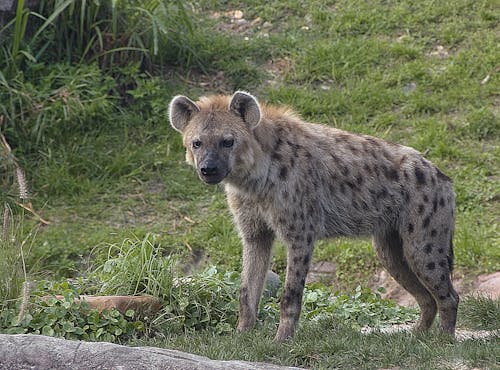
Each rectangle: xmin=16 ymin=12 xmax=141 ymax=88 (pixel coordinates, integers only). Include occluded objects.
xmin=28 ymin=0 xmax=498 ymax=282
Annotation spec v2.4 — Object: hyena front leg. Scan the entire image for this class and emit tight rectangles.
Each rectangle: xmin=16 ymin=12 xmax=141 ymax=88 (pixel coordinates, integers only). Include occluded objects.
xmin=236 ymin=215 xmax=275 ymax=332
xmin=275 ymin=239 xmax=314 ymax=341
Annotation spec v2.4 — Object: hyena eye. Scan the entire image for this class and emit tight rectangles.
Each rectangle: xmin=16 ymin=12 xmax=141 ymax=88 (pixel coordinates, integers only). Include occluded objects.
xmin=192 ymin=140 xmax=202 ymax=149
xmin=221 ymin=138 xmax=234 ymax=148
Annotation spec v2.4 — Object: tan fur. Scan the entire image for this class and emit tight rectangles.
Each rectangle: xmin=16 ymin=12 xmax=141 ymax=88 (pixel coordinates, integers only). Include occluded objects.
xmin=169 ymin=91 xmax=459 ymax=341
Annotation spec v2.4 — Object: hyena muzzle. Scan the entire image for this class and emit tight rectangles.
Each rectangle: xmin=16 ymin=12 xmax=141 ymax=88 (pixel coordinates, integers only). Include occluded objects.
xmin=169 ymin=91 xmax=459 ymax=341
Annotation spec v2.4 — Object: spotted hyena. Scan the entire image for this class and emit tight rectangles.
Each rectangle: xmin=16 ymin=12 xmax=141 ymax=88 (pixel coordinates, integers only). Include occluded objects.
xmin=169 ymin=91 xmax=458 ymax=341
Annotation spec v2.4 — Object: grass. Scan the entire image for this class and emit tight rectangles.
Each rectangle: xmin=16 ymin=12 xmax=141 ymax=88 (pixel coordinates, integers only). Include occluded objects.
xmin=0 ymin=0 xmax=498 ymax=367
xmin=134 ymin=297 xmax=499 ymax=369
xmin=20 ymin=0 xmax=497 ymax=281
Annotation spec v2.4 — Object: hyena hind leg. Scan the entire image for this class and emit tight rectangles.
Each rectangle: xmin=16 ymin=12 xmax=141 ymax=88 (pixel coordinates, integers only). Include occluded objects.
xmin=403 ymin=237 xmax=459 ymax=335
xmin=373 ymin=229 xmax=437 ymax=331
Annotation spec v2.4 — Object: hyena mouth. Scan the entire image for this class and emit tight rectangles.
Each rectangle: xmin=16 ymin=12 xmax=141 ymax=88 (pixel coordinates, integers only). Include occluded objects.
xmin=199 ymin=169 xmax=230 ymax=185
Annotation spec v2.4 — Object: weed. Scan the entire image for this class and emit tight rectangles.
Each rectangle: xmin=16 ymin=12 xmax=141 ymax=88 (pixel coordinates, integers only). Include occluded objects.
xmin=0 ymin=281 xmax=144 ymax=342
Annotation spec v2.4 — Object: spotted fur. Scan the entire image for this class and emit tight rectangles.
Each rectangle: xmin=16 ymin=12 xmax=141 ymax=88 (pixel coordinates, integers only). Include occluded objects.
xmin=169 ymin=91 xmax=459 ymax=341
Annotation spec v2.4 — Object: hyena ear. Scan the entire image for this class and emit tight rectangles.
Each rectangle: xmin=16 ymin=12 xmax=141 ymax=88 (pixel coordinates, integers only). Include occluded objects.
xmin=229 ymin=91 xmax=262 ymax=129
xmin=168 ymin=95 xmax=200 ymax=133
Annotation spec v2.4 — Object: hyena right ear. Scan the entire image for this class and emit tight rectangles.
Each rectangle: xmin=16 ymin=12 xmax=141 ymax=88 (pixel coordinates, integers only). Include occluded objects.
xmin=229 ymin=91 xmax=262 ymax=129
xmin=168 ymin=95 xmax=200 ymax=133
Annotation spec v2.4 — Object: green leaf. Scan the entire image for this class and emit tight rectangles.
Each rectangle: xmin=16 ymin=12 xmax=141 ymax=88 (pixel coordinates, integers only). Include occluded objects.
xmin=41 ymin=325 xmax=55 ymax=336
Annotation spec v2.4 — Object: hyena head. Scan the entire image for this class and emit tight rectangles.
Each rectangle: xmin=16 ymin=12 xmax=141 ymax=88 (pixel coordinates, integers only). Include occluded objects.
xmin=169 ymin=91 xmax=262 ymax=184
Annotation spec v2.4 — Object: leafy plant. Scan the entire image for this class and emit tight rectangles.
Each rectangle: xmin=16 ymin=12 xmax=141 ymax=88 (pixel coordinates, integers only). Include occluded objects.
xmin=0 ymin=281 xmax=144 ymax=343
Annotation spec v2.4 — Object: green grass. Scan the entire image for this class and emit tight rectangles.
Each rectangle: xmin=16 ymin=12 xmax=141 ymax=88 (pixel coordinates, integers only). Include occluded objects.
xmin=19 ymin=0 xmax=497 ymax=281
xmin=134 ymin=297 xmax=499 ymax=369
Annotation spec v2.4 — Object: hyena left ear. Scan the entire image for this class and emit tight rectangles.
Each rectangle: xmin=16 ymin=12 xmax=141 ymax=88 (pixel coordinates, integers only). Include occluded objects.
xmin=229 ymin=91 xmax=262 ymax=129
xmin=169 ymin=95 xmax=200 ymax=133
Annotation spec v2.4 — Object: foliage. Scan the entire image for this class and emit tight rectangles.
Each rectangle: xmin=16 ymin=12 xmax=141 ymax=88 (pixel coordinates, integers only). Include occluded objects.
xmin=0 ymin=205 xmax=29 ymax=307
xmin=0 ymin=0 xmax=196 ymax=73
xmin=0 ymin=281 xmax=144 ymax=343
xmin=458 ymin=296 xmax=500 ymax=331
xmin=89 ymin=234 xmax=416 ymax=335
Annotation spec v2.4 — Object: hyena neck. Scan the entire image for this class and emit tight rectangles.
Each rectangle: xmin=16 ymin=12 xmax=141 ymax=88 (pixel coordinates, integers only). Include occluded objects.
xmin=224 ymin=129 xmax=274 ymax=195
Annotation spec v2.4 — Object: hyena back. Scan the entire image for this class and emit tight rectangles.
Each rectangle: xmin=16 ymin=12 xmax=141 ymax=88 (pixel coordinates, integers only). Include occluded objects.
xmin=169 ymin=91 xmax=458 ymax=341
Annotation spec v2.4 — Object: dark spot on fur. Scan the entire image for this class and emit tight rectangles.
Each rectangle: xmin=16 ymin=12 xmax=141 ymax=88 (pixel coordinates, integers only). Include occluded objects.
xmin=384 ymin=166 xmax=399 ymax=181
xmin=439 ymin=260 xmax=447 ymax=268
xmin=303 ymin=254 xmax=310 ymax=266
xmin=304 ymin=150 xmax=312 ymax=159
xmin=348 ymin=145 xmax=359 ymax=154
xmin=418 ymin=204 xmax=425 ymax=214
xmin=408 ymin=223 xmax=414 ymax=234
xmin=433 ymin=196 xmax=438 ymax=213
xmin=431 ymin=229 xmax=437 ymax=237
xmin=423 ymin=194 xmax=429 ymax=203
xmin=293 ymin=256 xmax=300 ymax=265
xmin=365 ymin=137 xmax=380 ymax=147
xmin=424 ymin=243 xmax=433 ymax=254
xmin=274 ymin=138 xmax=283 ymax=151
xmin=306 ymin=234 xmax=313 ymax=244
xmin=423 ymin=216 xmax=431 ymax=228
xmin=440 ymin=274 xmax=445 ymax=281
xmin=415 ymin=167 xmax=426 ymax=185
xmin=300 ymin=278 xmax=306 ymax=286
xmin=403 ymin=171 xmax=409 ymax=180
xmin=439 ymin=295 xmax=447 ymax=300
xmin=279 ymin=166 xmax=288 ymax=180
xmin=426 ymin=262 xmax=435 ymax=270
xmin=346 ymin=181 xmax=356 ymax=190
xmin=272 ymin=152 xmax=282 ymax=161
xmin=340 ymin=183 xmax=346 ymax=194
xmin=356 ymin=174 xmax=364 ymax=185
xmin=439 ymin=197 xmax=445 ymax=207
xmin=438 ymin=248 xmax=444 ymax=253
xmin=290 ymin=157 xmax=295 ymax=167
xmin=341 ymin=165 xmax=349 ymax=176
xmin=378 ymin=187 xmax=388 ymax=199
xmin=363 ymin=163 xmax=372 ymax=175
xmin=282 ymin=190 xmax=289 ymax=199
xmin=431 ymin=176 xmax=436 ymax=186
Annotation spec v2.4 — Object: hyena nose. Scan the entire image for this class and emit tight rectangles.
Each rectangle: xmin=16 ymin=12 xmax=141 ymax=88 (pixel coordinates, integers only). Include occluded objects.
xmin=201 ymin=165 xmax=218 ymax=176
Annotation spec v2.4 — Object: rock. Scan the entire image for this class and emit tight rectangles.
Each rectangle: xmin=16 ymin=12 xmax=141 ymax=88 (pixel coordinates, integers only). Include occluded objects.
xmin=306 ymin=261 xmax=336 ymax=284
xmin=263 ymin=270 xmax=281 ymax=298
xmin=49 ymin=295 xmax=162 ymax=316
xmin=0 ymin=334 xmax=301 ymax=370
xmin=475 ymin=272 xmax=500 ymax=299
